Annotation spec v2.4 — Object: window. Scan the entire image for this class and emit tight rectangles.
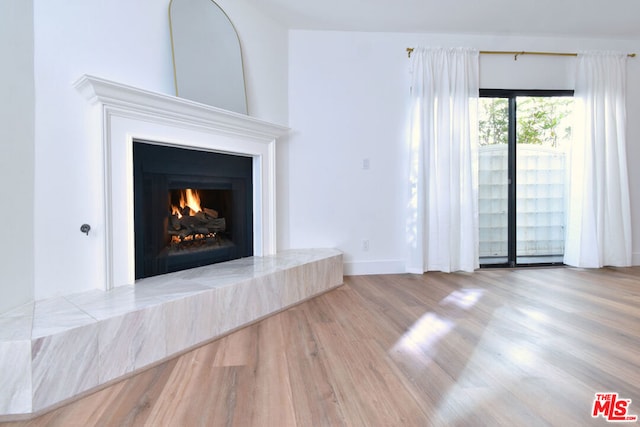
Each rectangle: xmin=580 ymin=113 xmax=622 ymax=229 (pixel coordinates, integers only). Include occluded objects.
xmin=478 ymin=89 xmax=574 ymax=267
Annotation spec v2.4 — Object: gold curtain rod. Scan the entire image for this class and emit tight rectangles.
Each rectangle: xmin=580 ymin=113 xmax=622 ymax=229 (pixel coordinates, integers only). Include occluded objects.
xmin=405 ymin=47 xmax=636 ymax=60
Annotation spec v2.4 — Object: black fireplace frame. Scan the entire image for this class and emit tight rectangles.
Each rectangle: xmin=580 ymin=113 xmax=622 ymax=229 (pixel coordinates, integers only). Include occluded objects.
xmin=133 ymin=141 xmax=253 ymax=279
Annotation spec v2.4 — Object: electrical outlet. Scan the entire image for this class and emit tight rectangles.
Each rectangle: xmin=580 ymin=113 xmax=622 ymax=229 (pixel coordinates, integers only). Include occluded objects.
xmin=362 ymin=239 xmax=370 ymax=251
xmin=362 ymin=158 xmax=370 ymax=170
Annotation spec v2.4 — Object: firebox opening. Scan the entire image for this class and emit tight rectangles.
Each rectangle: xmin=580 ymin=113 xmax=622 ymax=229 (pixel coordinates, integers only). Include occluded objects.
xmin=134 ymin=141 xmax=253 ymax=279
xmin=168 ymin=188 xmax=233 ymax=254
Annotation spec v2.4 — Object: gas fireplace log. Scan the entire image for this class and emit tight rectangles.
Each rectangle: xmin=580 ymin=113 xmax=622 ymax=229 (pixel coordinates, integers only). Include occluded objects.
xmin=179 ymin=216 xmax=201 ymax=229
xmin=167 ymin=216 xmax=226 ymax=232
xmin=180 ymin=216 xmax=225 ymax=231
xmin=168 ymin=229 xmax=191 ymax=239
xmin=204 ymin=208 xmax=218 ymax=218
xmin=194 ymin=211 xmax=208 ymax=222
xmin=195 ymin=210 xmax=221 ymax=222
xmin=170 ymin=215 xmax=181 ymax=230
xmin=195 ymin=227 xmax=210 ymax=235
xmin=206 ymin=218 xmax=226 ymax=232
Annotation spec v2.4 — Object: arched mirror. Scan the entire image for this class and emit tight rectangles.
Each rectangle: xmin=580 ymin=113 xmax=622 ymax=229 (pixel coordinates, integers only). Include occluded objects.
xmin=169 ymin=0 xmax=248 ymax=114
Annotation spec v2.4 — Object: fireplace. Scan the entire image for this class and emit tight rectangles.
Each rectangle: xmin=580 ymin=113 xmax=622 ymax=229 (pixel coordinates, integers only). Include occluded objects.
xmin=133 ymin=142 xmax=253 ymax=278
xmin=74 ymin=75 xmax=288 ymax=290
xmin=0 ymin=76 xmax=344 ymax=419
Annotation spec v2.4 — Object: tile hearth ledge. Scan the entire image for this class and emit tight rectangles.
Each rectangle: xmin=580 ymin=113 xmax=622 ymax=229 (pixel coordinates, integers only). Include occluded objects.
xmin=0 ymin=249 xmax=343 ymax=419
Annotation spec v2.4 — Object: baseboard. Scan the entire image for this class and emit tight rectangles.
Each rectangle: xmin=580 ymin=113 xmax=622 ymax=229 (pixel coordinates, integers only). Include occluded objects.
xmin=346 ymin=254 xmax=640 ymax=275
xmin=343 ymin=259 xmax=406 ymax=276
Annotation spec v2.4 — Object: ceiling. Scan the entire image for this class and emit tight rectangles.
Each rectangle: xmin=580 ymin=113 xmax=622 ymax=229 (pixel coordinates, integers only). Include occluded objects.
xmin=247 ymin=0 xmax=640 ymax=39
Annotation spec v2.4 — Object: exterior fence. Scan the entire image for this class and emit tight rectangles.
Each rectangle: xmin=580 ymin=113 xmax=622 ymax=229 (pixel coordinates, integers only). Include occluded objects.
xmin=478 ymin=144 xmax=565 ymax=258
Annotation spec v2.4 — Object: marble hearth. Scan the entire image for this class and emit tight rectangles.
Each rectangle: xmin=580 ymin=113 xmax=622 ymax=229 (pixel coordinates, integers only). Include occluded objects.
xmin=0 ymin=249 xmax=343 ymax=418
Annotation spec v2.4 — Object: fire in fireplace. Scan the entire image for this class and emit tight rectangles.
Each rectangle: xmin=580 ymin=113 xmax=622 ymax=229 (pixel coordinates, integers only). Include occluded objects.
xmin=168 ymin=188 xmax=232 ymax=252
xmin=133 ymin=141 xmax=253 ymax=279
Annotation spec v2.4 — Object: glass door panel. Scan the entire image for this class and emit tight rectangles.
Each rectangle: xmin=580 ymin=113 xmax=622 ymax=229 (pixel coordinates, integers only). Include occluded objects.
xmin=478 ymin=97 xmax=509 ymax=265
xmin=515 ymin=96 xmax=572 ymax=264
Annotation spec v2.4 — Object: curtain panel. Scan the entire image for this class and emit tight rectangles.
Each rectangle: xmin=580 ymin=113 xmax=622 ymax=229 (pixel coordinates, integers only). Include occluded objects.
xmin=406 ymin=47 xmax=480 ymax=273
xmin=564 ymin=52 xmax=632 ymax=267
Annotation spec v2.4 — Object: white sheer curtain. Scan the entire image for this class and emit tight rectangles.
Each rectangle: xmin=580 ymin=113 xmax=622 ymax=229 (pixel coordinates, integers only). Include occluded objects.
xmin=406 ymin=47 xmax=479 ymax=273
xmin=564 ymin=52 xmax=632 ymax=267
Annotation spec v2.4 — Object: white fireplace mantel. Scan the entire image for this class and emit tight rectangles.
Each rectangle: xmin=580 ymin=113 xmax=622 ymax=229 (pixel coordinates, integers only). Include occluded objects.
xmin=74 ymin=75 xmax=289 ymax=290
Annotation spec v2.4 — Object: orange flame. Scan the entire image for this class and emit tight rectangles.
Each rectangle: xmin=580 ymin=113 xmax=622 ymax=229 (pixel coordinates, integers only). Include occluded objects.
xmin=171 ymin=189 xmax=202 ymax=218
xmin=181 ymin=189 xmax=202 ymax=214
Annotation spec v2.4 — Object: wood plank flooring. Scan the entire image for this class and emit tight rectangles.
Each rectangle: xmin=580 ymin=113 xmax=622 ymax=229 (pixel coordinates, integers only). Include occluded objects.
xmin=3 ymin=267 xmax=640 ymax=426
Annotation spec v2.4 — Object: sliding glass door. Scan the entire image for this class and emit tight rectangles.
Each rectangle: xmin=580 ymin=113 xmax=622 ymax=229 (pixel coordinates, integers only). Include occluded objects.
xmin=478 ymin=90 xmax=573 ymax=267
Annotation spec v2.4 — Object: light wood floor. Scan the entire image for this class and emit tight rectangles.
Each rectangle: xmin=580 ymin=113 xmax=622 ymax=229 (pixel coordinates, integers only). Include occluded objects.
xmin=3 ymin=267 xmax=640 ymax=426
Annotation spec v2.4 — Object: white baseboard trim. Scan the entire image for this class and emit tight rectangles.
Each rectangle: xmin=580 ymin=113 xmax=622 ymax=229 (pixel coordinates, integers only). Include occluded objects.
xmin=346 ymin=254 xmax=640 ymax=275
xmin=343 ymin=259 xmax=406 ymax=276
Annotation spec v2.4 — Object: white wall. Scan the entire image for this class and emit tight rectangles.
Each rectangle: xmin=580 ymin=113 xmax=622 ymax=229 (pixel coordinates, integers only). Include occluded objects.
xmin=215 ymin=0 xmax=289 ymax=124
xmin=286 ymin=30 xmax=640 ymax=274
xmin=28 ymin=0 xmax=288 ymax=300
xmin=0 ymin=0 xmax=35 ymax=313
